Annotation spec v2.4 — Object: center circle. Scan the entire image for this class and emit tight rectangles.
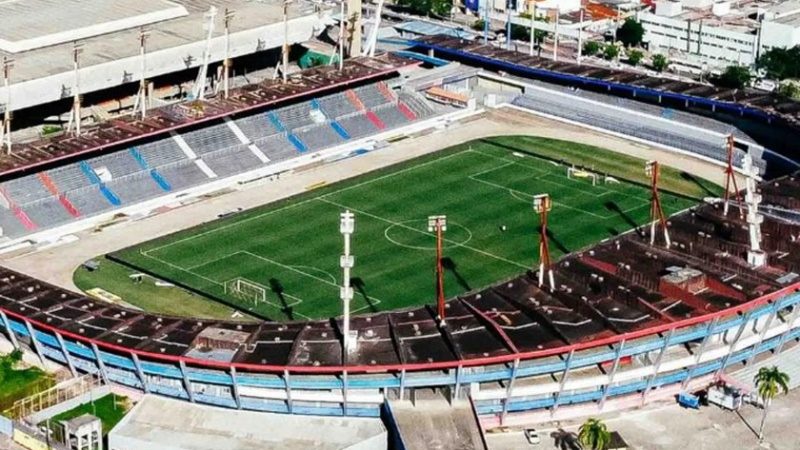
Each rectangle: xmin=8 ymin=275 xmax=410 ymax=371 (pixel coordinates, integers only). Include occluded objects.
xmin=384 ymin=220 xmax=473 ymax=251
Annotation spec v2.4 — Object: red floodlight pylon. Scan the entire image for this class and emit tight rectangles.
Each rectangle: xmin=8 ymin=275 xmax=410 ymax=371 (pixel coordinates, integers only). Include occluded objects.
xmin=533 ymin=194 xmax=555 ymax=291
xmin=645 ymin=161 xmax=671 ymax=248
xmin=428 ymin=215 xmax=447 ymax=326
xmin=723 ymin=135 xmax=743 ymax=218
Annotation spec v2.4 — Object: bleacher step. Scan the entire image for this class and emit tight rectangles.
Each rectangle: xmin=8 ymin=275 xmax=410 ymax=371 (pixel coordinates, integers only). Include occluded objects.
xmin=225 ymin=118 xmax=270 ymax=163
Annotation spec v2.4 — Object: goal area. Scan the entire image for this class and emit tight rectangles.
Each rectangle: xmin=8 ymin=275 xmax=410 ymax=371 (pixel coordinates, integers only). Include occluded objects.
xmin=224 ymin=277 xmax=267 ymax=306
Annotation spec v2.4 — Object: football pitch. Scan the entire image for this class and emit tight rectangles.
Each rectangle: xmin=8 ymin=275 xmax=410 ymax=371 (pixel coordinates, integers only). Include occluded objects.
xmin=110 ymin=136 xmax=712 ymax=321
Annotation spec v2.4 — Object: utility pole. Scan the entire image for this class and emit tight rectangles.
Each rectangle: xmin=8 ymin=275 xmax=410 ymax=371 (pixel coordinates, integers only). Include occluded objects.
xmin=533 ymin=194 xmax=555 ymax=291
xmin=223 ymin=8 xmax=235 ymax=98
xmin=577 ymin=8 xmax=584 ymax=64
xmin=338 ymin=0 xmax=345 ymax=70
xmin=67 ymin=43 xmax=83 ymax=136
xmin=133 ymin=28 xmax=150 ymax=119
xmin=282 ymin=0 xmax=291 ymax=83
xmin=340 ymin=211 xmax=356 ymax=355
xmin=1 ymin=57 xmax=12 ymax=155
xmin=645 ymin=161 xmax=670 ymax=247
xmin=428 ymin=215 xmax=447 ymax=326
xmin=723 ymin=135 xmax=743 ymax=218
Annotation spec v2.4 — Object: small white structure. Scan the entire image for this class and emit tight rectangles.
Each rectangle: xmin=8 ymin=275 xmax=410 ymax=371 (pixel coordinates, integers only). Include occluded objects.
xmin=61 ymin=414 xmax=103 ymax=450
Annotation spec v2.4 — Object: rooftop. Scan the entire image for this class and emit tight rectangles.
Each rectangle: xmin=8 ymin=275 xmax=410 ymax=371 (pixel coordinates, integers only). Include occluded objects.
xmin=0 ymin=0 xmax=187 ymax=53
xmin=108 ymin=395 xmax=386 ymax=450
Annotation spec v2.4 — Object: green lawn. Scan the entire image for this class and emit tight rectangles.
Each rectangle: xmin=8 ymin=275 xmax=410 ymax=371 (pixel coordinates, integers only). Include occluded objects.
xmin=45 ymin=394 xmax=130 ymax=435
xmin=105 ymin=136 xmax=716 ymax=321
xmin=0 ymin=352 xmax=54 ymax=413
xmin=74 ymin=259 xmax=251 ymax=321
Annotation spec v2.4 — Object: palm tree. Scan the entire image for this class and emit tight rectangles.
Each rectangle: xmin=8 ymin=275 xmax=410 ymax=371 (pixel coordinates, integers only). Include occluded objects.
xmin=754 ymin=366 xmax=790 ymax=441
xmin=578 ymin=417 xmax=611 ymax=450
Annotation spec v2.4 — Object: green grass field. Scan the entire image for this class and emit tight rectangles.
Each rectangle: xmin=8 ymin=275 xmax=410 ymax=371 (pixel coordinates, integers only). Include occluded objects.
xmin=102 ymin=136 xmax=716 ymax=321
xmin=44 ymin=394 xmax=130 ymax=434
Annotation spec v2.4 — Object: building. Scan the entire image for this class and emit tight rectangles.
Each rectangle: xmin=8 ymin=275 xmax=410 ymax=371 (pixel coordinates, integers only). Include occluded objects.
xmin=640 ymin=0 xmax=800 ymax=69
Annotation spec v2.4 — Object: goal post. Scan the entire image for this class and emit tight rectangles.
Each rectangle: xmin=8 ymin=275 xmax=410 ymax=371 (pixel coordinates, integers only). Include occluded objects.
xmin=224 ymin=277 xmax=267 ymax=307
xmin=566 ymin=166 xmax=598 ymax=186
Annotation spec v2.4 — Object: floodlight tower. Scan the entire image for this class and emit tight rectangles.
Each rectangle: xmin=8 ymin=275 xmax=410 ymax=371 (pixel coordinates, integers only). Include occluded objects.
xmin=743 ymin=156 xmax=767 ymax=267
xmin=223 ymin=8 xmax=235 ymax=99
xmin=428 ymin=215 xmax=447 ymax=326
xmin=282 ymin=0 xmax=293 ymax=84
xmin=723 ymin=135 xmax=743 ymax=218
xmin=340 ymin=210 xmax=357 ymax=354
xmin=645 ymin=161 xmax=671 ymax=248
xmin=133 ymin=28 xmax=150 ymax=119
xmin=192 ymin=6 xmax=217 ymax=100
xmin=533 ymin=194 xmax=555 ymax=291
xmin=1 ymin=57 xmax=12 ymax=155
xmin=67 ymin=44 xmax=83 ymax=136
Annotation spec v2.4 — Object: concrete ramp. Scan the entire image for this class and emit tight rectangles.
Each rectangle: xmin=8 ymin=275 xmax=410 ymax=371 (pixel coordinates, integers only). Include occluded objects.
xmin=387 ymin=399 xmax=486 ymax=450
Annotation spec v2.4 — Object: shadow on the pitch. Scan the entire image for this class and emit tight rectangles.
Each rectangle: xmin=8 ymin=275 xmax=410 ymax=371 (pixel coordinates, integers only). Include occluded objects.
xmin=545 ymin=229 xmax=570 ymax=255
xmin=268 ymin=278 xmax=294 ymax=321
xmin=442 ymin=257 xmax=471 ymax=291
xmin=680 ymin=171 xmax=716 ymax=197
xmin=351 ymin=277 xmax=379 ymax=313
xmin=604 ymin=201 xmax=643 ymax=237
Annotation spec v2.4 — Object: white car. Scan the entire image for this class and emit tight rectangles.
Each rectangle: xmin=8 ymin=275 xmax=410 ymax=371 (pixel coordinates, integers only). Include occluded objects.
xmin=524 ymin=428 xmax=541 ymax=445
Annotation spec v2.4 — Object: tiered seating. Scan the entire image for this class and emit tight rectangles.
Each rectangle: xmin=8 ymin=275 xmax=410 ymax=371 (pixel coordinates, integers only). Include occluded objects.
xmin=180 ymin=124 xmax=241 ymax=155
xmin=0 ymin=83 xmax=450 ymax=240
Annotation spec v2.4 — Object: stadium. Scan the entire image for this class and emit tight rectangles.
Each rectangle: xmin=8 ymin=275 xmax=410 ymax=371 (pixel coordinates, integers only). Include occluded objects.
xmin=0 ymin=2 xmax=799 ymax=445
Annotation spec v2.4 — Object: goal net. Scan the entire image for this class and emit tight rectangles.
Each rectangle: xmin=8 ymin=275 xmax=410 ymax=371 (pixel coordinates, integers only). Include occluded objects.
xmin=224 ymin=277 xmax=267 ymax=306
xmin=567 ymin=167 xmax=598 ymax=186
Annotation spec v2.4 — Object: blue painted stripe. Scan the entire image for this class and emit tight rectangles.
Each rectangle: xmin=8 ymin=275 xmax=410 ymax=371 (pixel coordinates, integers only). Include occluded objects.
xmin=330 ymin=121 xmax=350 ymax=139
xmin=310 ymin=99 xmax=321 ymax=110
xmin=129 ymin=147 xmax=149 ymax=169
xmin=150 ymin=169 xmax=172 ymax=191
xmin=99 ymin=186 xmax=121 ymax=206
xmin=268 ymin=112 xmax=285 ymax=132
xmin=80 ymin=161 xmax=121 ymax=206
xmin=287 ymin=134 xmax=307 ymax=153
xmin=79 ymin=161 xmax=102 ymax=184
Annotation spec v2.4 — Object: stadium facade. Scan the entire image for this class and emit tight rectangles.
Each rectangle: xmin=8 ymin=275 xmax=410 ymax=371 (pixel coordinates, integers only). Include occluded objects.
xmin=0 ymin=36 xmax=799 ymax=426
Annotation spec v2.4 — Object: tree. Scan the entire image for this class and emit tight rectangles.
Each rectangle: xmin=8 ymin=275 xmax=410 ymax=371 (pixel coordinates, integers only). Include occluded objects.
xmin=603 ymin=43 xmax=620 ymax=61
xmin=627 ymin=49 xmax=644 ymax=66
xmin=616 ymin=18 xmax=645 ymax=48
xmin=714 ymin=65 xmax=753 ymax=89
xmin=778 ymin=81 xmax=800 ymax=99
xmin=583 ymin=41 xmax=603 ymax=57
xmin=652 ymin=54 xmax=669 ymax=72
xmin=754 ymin=366 xmax=790 ymax=441
xmin=397 ymin=0 xmax=451 ymax=17
xmin=579 ymin=418 xmax=611 ymax=450
xmin=471 ymin=19 xmax=486 ymax=32
xmin=757 ymin=46 xmax=800 ymax=80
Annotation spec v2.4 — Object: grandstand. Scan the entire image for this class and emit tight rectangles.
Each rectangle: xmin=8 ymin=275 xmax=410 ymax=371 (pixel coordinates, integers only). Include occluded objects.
xmin=2 ymin=35 xmax=800 ymax=434
xmin=0 ymin=80 xmax=454 ymax=241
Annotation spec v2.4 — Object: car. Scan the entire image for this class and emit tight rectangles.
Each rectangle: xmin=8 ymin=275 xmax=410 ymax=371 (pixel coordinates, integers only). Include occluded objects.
xmin=524 ymin=428 xmax=541 ymax=445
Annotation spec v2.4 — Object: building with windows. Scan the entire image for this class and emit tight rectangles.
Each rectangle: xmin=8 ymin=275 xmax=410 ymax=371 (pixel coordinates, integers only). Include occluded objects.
xmin=640 ymin=0 xmax=800 ymax=70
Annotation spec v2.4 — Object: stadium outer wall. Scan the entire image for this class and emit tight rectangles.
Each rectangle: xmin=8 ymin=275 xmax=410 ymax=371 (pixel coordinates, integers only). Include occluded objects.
xmin=0 ymin=279 xmax=798 ymax=423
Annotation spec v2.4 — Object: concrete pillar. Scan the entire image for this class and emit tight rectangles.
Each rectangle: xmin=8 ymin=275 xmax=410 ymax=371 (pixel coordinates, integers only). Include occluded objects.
xmin=747 ymin=308 xmax=777 ymax=365
xmin=0 ymin=310 xmax=19 ymax=349
xmin=131 ymin=353 xmax=149 ymax=393
xmin=717 ymin=310 xmax=753 ymax=375
xmin=599 ymin=340 xmax=626 ymax=410
xmin=681 ymin=318 xmax=718 ymax=390
xmin=499 ymin=359 xmax=520 ymax=425
xmin=552 ymin=349 xmax=575 ymax=414
xmin=179 ymin=360 xmax=195 ymax=402
xmin=25 ymin=321 xmax=46 ymax=366
xmin=91 ymin=343 xmax=109 ymax=385
xmin=284 ymin=369 xmax=294 ymax=413
xmin=642 ymin=329 xmax=675 ymax=403
xmin=55 ymin=332 xmax=78 ymax=377
xmin=230 ymin=367 xmax=242 ymax=409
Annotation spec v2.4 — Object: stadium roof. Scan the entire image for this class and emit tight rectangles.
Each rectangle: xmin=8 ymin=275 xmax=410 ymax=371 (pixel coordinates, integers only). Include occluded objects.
xmin=411 ymin=35 xmax=800 ymax=127
xmin=0 ymin=0 xmax=322 ymax=111
xmin=108 ymin=395 xmax=386 ymax=450
xmin=0 ymin=174 xmax=798 ymax=373
xmin=0 ymin=0 xmax=188 ymax=53
xmin=0 ymin=53 xmax=417 ymax=179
